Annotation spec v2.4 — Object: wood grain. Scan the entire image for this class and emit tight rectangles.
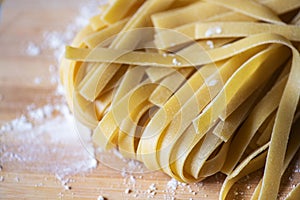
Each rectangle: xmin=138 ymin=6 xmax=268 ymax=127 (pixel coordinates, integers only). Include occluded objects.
xmin=0 ymin=1 xmax=299 ymax=199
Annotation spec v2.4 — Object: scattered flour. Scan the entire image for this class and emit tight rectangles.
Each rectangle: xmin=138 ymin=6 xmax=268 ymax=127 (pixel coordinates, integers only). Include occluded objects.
xmin=167 ymin=178 xmax=178 ymax=190
xmin=125 ymin=188 xmax=131 ymax=194
xmin=149 ymin=183 xmax=157 ymax=191
xmin=0 ymin=104 xmax=97 ymax=179
xmin=205 ymin=26 xmax=222 ymax=37
xmin=147 ymin=183 xmax=157 ymax=198
xmin=208 ymin=79 xmax=218 ymax=87
xmin=112 ymin=148 xmax=126 ymax=160
xmin=129 ymin=175 xmax=136 ymax=184
xmin=1 ymin=0 xmax=107 ymax=187
xmin=33 ymin=77 xmax=42 ymax=85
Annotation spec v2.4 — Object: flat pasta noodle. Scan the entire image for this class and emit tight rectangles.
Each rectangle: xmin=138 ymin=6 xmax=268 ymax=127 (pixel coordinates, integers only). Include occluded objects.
xmin=195 ymin=22 xmax=300 ymax=41
xmin=60 ymin=0 xmax=300 ymax=199
xmin=221 ymin=73 xmax=289 ymax=174
xmin=65 ymin=34 xmax=297 ymax=68
xmin=146 ymin=67 xmax=176 ymax=82
xmin=286 ymin=184 xmax=300 ymax=200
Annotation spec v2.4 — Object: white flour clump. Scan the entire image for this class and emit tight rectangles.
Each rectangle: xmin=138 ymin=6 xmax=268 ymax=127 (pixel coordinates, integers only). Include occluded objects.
xmin=0 ymin=104 xmax=97 ymax=180
xmin=25 ymin=42 xmax=41 ymax=56
xmin=205 ymin=26 xmax=222 ymax=37
xmin=167 ymin=178 xmax=178 ymax=190
xmin=206 ymin=40 xmax=214 ymax=49
xmin=97 ymin=195 xmax=105 ymax=200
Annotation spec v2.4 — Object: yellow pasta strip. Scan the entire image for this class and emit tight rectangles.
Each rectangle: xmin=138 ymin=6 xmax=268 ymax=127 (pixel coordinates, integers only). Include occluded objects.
xmin=150 ymin=68 xmax=194 ymax=106
xmin=84 ymin=18 xmax=129 ymax=48
xmin=65 ymin=45 xmax=189 ymax=67
xmin=198 ymin=140 xmax=230 ymax=177
xmin=221 ymin=74 xmax=288 ymax=174
xmin=155 ymin=23 xmax=234 ymax=51
xmin=95 ymin=89 xmax=114 ymax=119
xmin=193 ymin=44 xmax=289 ymax=136
xmin=259 ymin=54 xmax=300 ymax=200
xmin=168 ymin=125 xmax=204 ymax=182
xmin=154 ymin=12 xmax=247 ymax=50
xmin=169 ymin=0 xmax=199 ymax=9
xmin=187 ymin=130 xmax=222 ymax=179
xmin=154 ymin=23 xmax=195 ymax=50
xmin=154 ymin=7 xmax=257 ymax=50
xmin=255 ymin=114 xmax=275 ymax=146
xmin=66 ymin=34 xmax=294 ymax=69
xmin=220 ymin=143 xmax=269 ymax=200
xmin=219 ymin=56 xmax=292 ymax=121
xmin=100 ymin=64 xmax=129 ymax=95
xmin=111 ymin=66 xmax=146 ymax=106
xmin=118 ymin=102 xmax=153 ymax=159
xmin=251 ymin=116 xmax=300 ymax=200
xmin=73 ymin=92 xmax=98 ymax=129
xmin=89 ymin=14 xmax=107 ymax=31
xmin=205 ymin=0 xmax=284 ymax=25
xmin=260 ymin=0 xmax=300 ymax=14
xmin=204 ymin=10 xmax=255 ymax=22
xmin=195 ymin=22 xmax=300 ymax=41
xmin=146 ymin=67 xmax=175 ymax=82
xmin=286 ymin=184 xmax=300 ymax=200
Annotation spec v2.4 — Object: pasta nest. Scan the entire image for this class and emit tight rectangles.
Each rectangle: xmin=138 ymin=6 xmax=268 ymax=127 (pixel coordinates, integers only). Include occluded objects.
xmin=60 ymin=0 xmax=300 ymax=199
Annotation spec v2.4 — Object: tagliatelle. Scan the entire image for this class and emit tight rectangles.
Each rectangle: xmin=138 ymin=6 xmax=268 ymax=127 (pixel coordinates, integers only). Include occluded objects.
xmin=60 ymin=0 xmax=300 ymax=199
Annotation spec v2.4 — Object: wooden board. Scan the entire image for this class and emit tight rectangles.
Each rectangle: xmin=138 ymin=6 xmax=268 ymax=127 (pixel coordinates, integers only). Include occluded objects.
xmin=0 ymin=0 xmax=299 ymax=199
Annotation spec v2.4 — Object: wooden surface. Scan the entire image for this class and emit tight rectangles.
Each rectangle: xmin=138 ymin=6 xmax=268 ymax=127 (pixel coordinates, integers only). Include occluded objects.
xmin=0 ymin=1 xmax=299 ymax=199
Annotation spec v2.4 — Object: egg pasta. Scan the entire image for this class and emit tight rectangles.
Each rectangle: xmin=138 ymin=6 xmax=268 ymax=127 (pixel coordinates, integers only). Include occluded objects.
xmin=60 ymin=0 xmax=300 ymax=199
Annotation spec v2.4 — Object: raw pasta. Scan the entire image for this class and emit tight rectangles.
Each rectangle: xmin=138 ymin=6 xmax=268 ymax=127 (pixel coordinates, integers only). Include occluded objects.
xmin=60 ymin=0 xmax=300 ymax=199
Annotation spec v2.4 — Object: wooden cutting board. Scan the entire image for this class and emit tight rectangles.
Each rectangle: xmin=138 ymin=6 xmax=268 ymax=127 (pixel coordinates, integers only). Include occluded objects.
xmin=0 ymin=0 xmax=299 ymax=199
